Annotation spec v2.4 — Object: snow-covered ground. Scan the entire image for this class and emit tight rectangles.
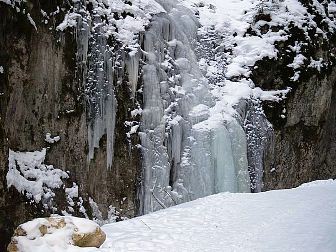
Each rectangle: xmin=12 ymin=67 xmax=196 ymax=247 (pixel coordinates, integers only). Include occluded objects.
xmin=14 ymin=180 xmax=336 ymax=252
xmin=98 ymin=180 xmax=336 ymax=252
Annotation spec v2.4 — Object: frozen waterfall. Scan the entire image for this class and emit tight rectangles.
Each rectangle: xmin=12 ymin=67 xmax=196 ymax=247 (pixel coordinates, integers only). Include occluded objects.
xmin=68 ymin=0 xmax=273 ymax=214
xmin=138 ymin=1 xmax=251 ymax=214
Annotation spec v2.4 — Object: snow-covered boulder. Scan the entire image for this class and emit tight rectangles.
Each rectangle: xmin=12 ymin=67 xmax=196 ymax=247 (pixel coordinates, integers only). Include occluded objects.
xmin=7 ymin=216 xmax=106 ymax=252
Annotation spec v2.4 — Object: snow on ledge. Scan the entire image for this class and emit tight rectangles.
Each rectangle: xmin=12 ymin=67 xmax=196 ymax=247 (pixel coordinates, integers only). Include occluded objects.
xmin=6 ymin=149 xmax=68 ymax=206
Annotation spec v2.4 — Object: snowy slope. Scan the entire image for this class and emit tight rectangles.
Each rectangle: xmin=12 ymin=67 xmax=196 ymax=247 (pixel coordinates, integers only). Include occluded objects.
xmin=13 ymin=181 xmax=336 ymax=252
xmin=99 ymin=180 xmax=336 ymax=252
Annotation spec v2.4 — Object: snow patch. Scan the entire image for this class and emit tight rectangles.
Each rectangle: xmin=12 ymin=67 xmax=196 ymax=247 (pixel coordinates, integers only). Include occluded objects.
xmin=6 ymin=149 xmax=68 ymax=207
xmin=56 ymin=12 xmax=81 ymax=31
xmin=45 ymin=133 xmax=61 ymax=144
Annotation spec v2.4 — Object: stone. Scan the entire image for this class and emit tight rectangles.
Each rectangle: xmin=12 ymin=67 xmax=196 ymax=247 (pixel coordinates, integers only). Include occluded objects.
xmin=72 ymin=227 xmax=107 ymax=248
xmin=7 ymin=216 xmax=106 ymax=251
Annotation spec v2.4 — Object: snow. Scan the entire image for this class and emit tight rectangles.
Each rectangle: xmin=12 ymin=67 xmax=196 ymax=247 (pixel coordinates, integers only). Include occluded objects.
xmin=56 ymin=13 xmax=81 ymax=31
xmin=309 ymin=57 xmax=324 ymax=72
xmin=58 ymin=0 xmax=165 ymax=54
xmin=99 ymin=180 xmax=336 ymax=252
xmin=183 ymin=0 xmax=335 ymax=81
xmin=126 ymin=125 xmax=139 ymax=138
xmin=27 ymin=13 xmax=37 ymax=30
xmin=45 ymin=133 xmax=61 ymax=144
xmin=329 ymin=2 xmax=336 ymax=15
xmin=288 ymin=54 xmax=307 ymax=70
xmin=14 ymin=216 xmax=100 ymax=252
xmin=131 ymin=108 xmax=143 ymax=117
xmin=0 ymin=0 xmax=21 ymax=7
xmin=6 ymin=149 xmax=68 ymax=206
xmin=15 ymin=180 xmax=336 ymax=251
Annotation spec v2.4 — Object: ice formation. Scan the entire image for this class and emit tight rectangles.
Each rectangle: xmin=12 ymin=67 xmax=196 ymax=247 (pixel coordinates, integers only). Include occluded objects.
xmin=72 ymin=1 xmax=118 ymax=169
xmin=64 ymin=0 xmax=165 ymax=169
xmin=138 ymin=1 xmax=253 ymax=214
xmin=52 ymin=0 xmax=335 ymax=214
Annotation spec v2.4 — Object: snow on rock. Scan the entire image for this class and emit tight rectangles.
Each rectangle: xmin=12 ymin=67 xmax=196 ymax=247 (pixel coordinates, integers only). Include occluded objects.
xmin=27 ymin=13 xmax=37 ymax=30
xmin=57 ymin=0 xmax=165 ymax=54
xmin=8 ymin=216 xmax=106 ymax=252
xmin=6 ymin=149 xmax=68 ymax=206
xmin=56 ymin=12 xmax=81 ymax=31
xmin=0 ymin=0 xmax=22 ymax=7
xmin=183 ymin=0 xmax=335 ymax=81
xmin=309 ymin=57 xmax=325 ymax=72
xmin=45 ymin=133 xmax=61 ymax=144
xmin=99 ymin=180 xmax=336 ymax=252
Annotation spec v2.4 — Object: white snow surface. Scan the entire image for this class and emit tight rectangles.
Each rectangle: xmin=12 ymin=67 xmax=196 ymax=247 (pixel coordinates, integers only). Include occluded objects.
xmin=18 ymin=180 xmax=336 ymax=251
xmin=99 ymin=180 xmax=336 ymax=252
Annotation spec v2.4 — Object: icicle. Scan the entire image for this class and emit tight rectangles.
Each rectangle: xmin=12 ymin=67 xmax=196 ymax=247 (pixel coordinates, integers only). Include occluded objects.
xmin=126 ymin=52 xmax=140 ymax=97
xmin=74 ymin=2 xmax=117 ymax=170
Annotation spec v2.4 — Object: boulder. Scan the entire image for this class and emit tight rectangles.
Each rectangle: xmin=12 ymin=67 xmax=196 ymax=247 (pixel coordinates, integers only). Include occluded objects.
xmin=7 ymin=216 xmax=106 ymax=252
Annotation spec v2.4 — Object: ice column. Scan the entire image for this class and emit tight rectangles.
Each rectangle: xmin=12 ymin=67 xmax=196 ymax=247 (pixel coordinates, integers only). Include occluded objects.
xmin=211 ymin=126 xmax=237 ymax=193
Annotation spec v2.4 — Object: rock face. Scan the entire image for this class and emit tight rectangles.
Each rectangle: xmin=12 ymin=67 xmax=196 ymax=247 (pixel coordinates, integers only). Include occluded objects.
xmin=7 ymin=216 xmax=106 ymax=251
xmin=262 ymin=67 xmax=336 ymax=190
xmin=0 ymin=0 xmax=139 ymax=250
xmin=251 ymin=9 xmax=336 ymax=190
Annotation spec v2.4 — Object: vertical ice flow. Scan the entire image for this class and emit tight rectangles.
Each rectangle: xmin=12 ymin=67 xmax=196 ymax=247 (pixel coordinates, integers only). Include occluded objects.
xmin=138 ymin=1 xmax=251 ymax=214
